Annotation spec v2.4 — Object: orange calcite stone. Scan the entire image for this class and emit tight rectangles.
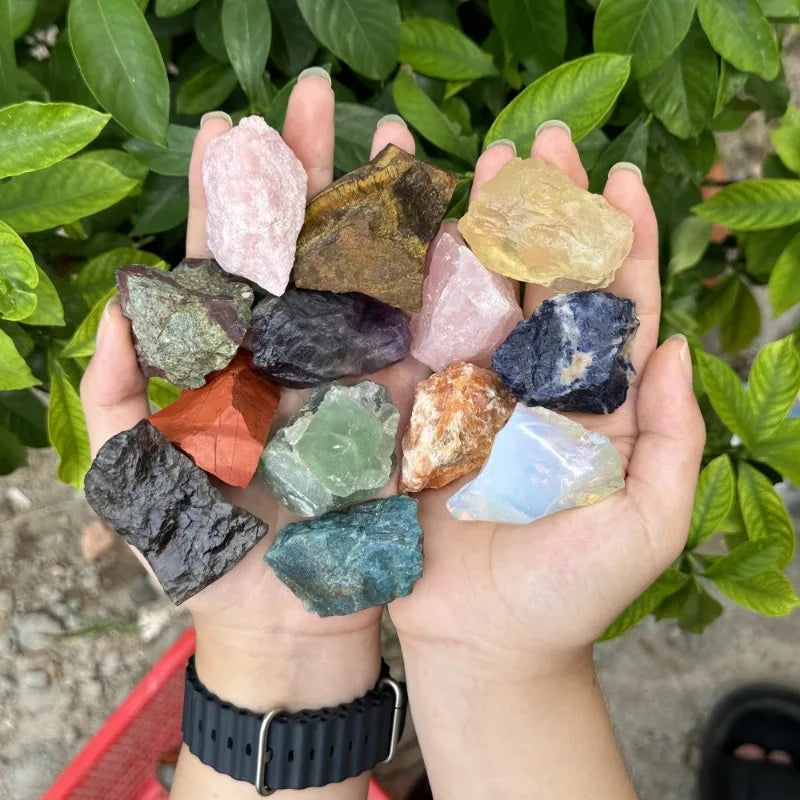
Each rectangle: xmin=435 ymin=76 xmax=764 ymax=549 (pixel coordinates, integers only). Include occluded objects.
xmin=150 ymin=351 xmax=280 ymax=488
xmin=399 ymin=362 xmax=515 ymax=493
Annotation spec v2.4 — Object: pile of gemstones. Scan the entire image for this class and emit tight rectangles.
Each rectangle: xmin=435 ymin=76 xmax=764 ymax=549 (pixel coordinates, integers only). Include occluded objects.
xmin=84 ymin=116 xmax=638 ymax=617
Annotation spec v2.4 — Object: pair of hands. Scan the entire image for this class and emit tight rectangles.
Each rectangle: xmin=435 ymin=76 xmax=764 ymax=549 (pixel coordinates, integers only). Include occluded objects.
xmin=80 ymin=72 xmax=705 ymax=798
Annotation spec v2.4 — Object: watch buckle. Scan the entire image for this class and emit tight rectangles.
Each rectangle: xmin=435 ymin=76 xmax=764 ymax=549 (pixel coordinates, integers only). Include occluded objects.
xmin=378 ymin=676 xmax=404 ymax=764
xmin=254 ymin=708 xmax=282 ymax=796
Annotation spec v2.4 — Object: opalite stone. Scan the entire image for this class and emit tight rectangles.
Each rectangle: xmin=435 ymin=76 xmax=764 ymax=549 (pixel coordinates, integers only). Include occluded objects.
xmin=447 ymin=405 xmax=624 ymax=525
xmin=409 ymin=231 xmax=523 ymax=371
xmin=399 ymin=362 xmax=515 ymax=493
xmin=265 ymin=496 xmax=423 ymax=617
xmin=116 ymin=259 xmax=253 ymax=389
xmin=293 ymin=144 xmax=457 ymax=311
xmin=84 ymin=421 xmax=267 ymax=605
xmin=493 ymin=291 xmax=639 ymax=414
xmin=251 ymin=289 xmax=411 ymax=388
xmin=149 ymin=351 xmax=280 ymax=488
xmin=458 ymin=156 xmax=634 ymax=291
xmin=203 ymin=116 xmax=307 ymax=295
xmin=261 ymin=381 xmax=399 ymax=517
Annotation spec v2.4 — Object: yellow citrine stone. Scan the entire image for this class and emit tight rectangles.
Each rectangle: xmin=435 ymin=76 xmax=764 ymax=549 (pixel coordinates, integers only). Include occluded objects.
xmin=458 ymin=156 xmax=634 ymax=291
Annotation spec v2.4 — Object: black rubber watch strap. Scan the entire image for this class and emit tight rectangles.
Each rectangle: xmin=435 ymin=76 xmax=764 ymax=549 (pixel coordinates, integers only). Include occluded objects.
xmin=182 ymin=657 xmax=406 ymax=794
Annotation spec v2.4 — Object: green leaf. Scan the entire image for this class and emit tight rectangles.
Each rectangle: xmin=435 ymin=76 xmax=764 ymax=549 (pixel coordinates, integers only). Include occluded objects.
xmin=74 ymin=247 xmax=168 ymax=307
xmin=123 ymin=124 xmax=197 ymax=176
xmin=268 ymin=0 xmax=317 ymax=75
xmin=706 ymin=537 xmax=788 ymax=580
xmin=0 ymin=219 xmax=38 ymax=321
xmin=69 ymin=0 xmax=170 ymax=146
xmin=720 ymin=278 xmax=760 ymax=353
xmin=714 ymin=569 xmax=800 ymax=616
xmin=489 ymin=0 xmax=566 ymax=69
xmin=686 ymin=454 xmax=736 ymax=548
xmin=695 ymin=348 xmax=754 ymax=442
xmin=0 ymin=425 xmax=27 ymax=475
xmin=0 ymin=0 xmax=17 ymax=105
xmin=743 ymin=224 xmax=800 ymax=281
xmin=770 ymin=106 xmax=800 ymax=175
xmin=697 ymin=0 xmax=780 ymax=81
xmin=47 ymin=356 xmax=91 ymax=489
xmin=678 ymin=578 xmax=724 ymax=633
xmin=334 ymin=102 xmax=385 ymax=173
xmin=10 ymin=0 xmax=36 ymax=38
xmin=79 ymin=148 xmax=149 ymax=187
xmin=588 ymin=115 xmax=648 ymax=193
xmin=737 ymin=462 xmax=796 ymax=567
xmin=21 ymin=266 xmax=65 ymax=326
xmin=147 ymin=376 xmax=181 ymax=409
xmin=753 ymin=418 xmax=800 ymax=486
xmin=593 ymin=0 xmax=696 ymax=79
xmin=131 ymin=174 xmax=189 ymax=235
xmin=222 ymin=0 xmax=271 ymax=101
xmin=638 ymin=21 xmax=717 ymax=139
xmin=176 ymin=63 xmax=238 ymax=114
xmin=61 ymin=286 xmax=115 ymax=359
xmin=194 ymin=0 xmax=228 ymax=62
xmin=0 ymin=102 xmax=110 ymax=180
xmin=598 ymin=568 xmax=689 ymax=640
xmin=0 ymin=329 xmax=39 ymax=390
xmin=714 ymin=60 xmax=748 ymax=118
xmin=693 ymin=179 xmax=800 ymax=231
xmin=296 ymin=0 xmax=400 ymax=81
xmin=393 ymin=69 xmax=477 ymax=163
xmin=0 ymin=157 xmax=138 ymax=234
xmin=769 ymin=234 xmax=800 ymax=316
xmin=398 ymin=18 xmax=496 ymax=81
xmin=156 ymin=0 xmax=201 ymax=16
xmin=0 ymin=320 xmax=33 ymax=357
xmin=747 ymin=336 xmax=800 ymax=436
xmin=758 ymin=0 xmax=800 ymax=15
xmin=668 ymin=216 xmax=713 ymax=275
xmin=261 ymin=77 xmax=296 ymax=130
xmin=0 ymin=389 xmax=48 ymax=448
xmin=486 ymin=53 xmax=631 ymax=153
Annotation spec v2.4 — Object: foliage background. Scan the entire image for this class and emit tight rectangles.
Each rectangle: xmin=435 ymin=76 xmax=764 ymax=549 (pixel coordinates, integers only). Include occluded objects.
xmin=0 ymin=0 xmax=799 ymax=636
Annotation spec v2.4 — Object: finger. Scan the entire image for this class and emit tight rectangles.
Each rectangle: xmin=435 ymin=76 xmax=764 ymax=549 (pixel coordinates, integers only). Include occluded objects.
xmin=370 ymin=114 xmax=415 ymax=158
xmin=470 ymin=139 xmax=517 ymax=201
xmin=282 ymin=68 xmax=335 ymax=198
xmin=603 ymin=164 xmax=661 ymax=379
xmin=625 ymin=335 xmax=705 ymax=563
xmin=186 ymin=112 xmax=233 ymax=259
xmin=523 ymin=121 xmax=588 ymax=315
xmin=80 ymin=299 xmax=149 ymax=458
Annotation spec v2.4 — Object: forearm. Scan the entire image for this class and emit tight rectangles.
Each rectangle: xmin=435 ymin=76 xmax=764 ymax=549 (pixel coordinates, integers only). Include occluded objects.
xmin=401 ymin=643 xmax=636 ymax=800
xmin=172 ymin=622 xmax=382 ymax=799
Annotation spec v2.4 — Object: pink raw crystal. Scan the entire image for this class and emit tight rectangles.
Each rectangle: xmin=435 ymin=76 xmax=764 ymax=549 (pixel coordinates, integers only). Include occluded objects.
xmin=410 ymin=230 xmax=523 ymax=371
xmin=203 ymin=116 xmax=307 ymax=296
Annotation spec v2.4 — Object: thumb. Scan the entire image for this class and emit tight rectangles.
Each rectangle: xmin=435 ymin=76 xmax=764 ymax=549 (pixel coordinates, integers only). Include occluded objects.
xmin=80 ymin=298 xmax=149 ymax=457
xmin=625 ymin=334 xmax=706 ymax=561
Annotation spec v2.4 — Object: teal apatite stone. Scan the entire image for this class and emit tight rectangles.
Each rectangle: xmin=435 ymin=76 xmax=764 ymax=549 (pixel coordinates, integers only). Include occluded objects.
xmin=265 ymin=496 xmax=424 ymax=617
xmin=261 ymin=381 xmax=399 ymax=516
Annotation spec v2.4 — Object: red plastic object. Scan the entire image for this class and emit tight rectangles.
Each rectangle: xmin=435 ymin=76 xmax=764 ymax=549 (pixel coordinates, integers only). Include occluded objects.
xmin=44 ymin=627 xmax=391 ymax=800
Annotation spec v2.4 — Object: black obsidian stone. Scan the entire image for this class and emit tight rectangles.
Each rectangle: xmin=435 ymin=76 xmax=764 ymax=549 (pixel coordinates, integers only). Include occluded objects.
xmin=84 ymin=420 xmax=267 ymax=605
xmin=492 ymin=291 xmax=639 ymax=414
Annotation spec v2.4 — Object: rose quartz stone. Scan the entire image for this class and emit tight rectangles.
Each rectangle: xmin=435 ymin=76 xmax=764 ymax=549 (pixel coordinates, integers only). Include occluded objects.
xmin=410 ymin=230 xmax=523 ymax=371
xmin=203 ymin=116 xmax=307 ymax=296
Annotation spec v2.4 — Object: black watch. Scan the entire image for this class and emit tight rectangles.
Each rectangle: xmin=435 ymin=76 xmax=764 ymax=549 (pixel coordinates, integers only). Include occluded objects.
xmin=181 ymin=656 xmax=407 ymax=795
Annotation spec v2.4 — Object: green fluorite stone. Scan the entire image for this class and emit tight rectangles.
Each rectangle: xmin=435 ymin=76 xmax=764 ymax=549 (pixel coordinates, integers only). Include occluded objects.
xmin=262 ymin=381 xmax=399 ymax=516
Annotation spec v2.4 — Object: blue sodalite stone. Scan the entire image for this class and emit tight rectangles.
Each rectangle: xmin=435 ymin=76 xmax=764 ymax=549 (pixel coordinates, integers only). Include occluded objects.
xmin=492 ymin=291 xmax=638 ymax=414
xmin=265 ymin=496 xmax=423 ymax=617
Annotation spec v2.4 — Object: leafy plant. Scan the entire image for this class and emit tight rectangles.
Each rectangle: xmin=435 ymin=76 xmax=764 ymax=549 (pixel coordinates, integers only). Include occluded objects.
xmin=1 ymin=0 xmax=798 ymax=635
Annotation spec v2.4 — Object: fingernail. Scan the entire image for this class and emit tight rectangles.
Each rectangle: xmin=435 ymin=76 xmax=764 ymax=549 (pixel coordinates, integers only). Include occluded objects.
xmin=667 ymin=333 xmax=691 ymax=383
xmin=608 ymin=161 xmax=643 ymax=181
xmin=377 ymin=114 xmax=407 ymax=129
xmin=535 ymin=120 xmax=571 ymax=138
xmin=485 ymin=138 xmax=516 ymax=155
xmin=442 ymin=218 xmax=460 ymax=225
xmin=96 ymin=297 xmax=119 ymax=349
xmin=200 ymin=111 xmax=232 ymax=127
xmin=298 ymin=66 xmax=331 ymax=85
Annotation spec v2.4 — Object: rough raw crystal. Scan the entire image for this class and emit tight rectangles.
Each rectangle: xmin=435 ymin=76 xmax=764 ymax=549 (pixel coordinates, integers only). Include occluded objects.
xmin=117 ymin=259 xmax=252 ymax=389
xmin=458 ymin=156 xmax=634 ymax=291
xmin=410 ymin=230 xmax=523 ymax=370
xmin=150 ymin=351 xmax=280 ymax=488
xmin=262 ymin=381 xmax=400 ymax=517
xmin=447 ymin=405 xmax=624 ymax=525
xmin=84 ymin=420 xmax=267 ymax=605
xmin=399 ymin=362 xmax=515 ymax=493
xmin=203 ymin=115 xmax=307 ymax=295
xmin=251 ymin=289 xmax=411 ymax=388
xmin=265 ymin=496 xmax=423 ymax=617
xmin=493 ymin=291 xmax=639 ymax=414
xmin=293 ymin=144 xmax=458 ymax=311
